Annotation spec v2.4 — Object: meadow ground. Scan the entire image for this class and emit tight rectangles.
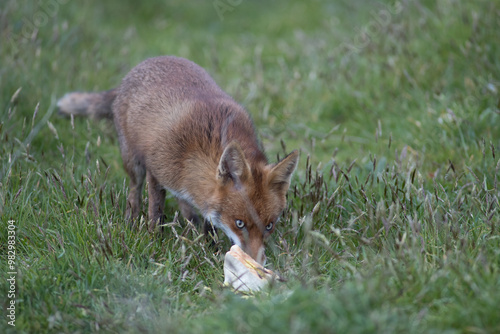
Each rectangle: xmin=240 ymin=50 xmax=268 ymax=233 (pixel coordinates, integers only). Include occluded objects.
xmin=1 ymin=0 xmax=499 ymax=333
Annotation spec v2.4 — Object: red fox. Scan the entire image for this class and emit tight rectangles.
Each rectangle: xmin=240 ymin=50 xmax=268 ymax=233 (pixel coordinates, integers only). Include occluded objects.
xmin=58 ymin=56 xmax=298 ymax=264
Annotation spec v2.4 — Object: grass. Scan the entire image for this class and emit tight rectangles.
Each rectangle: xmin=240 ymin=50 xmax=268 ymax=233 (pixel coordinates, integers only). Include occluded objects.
xmin=1 ymin=0 xmax=499 ymax=332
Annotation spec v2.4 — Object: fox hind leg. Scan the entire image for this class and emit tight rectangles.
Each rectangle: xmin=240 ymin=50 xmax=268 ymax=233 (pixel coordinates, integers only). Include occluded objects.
xmin=147 ymin=172 xmax=166 ymax=231
xmin=114 ymin=106 xmax=146 ymax=225
xmin=125 ymin=160 xmax=146 ymax=223
xmin=122 ymin=149 xmax=146 ymax=224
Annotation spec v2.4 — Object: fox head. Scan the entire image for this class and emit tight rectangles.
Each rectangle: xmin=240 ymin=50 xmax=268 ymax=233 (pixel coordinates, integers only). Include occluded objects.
xmin=207 ymin=142 xmax=299 ymax=265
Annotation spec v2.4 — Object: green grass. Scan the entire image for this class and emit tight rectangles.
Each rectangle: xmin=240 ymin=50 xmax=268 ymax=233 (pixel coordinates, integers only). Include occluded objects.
xmin=1 ymin=0 xmax=499 ymax=333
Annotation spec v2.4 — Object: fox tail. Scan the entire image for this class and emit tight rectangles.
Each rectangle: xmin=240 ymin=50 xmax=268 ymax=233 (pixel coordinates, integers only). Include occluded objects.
xmin=57 ymin=89 xmax=117 ymax=120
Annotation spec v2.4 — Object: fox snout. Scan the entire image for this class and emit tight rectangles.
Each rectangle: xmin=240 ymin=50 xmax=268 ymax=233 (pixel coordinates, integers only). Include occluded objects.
xmin=208 ymin=214 xmax=268 ymax=265
xmin=233 ymin=234 xmax=266 ymax=265
xmin=243 ymin=243 xmax=266 ymax=265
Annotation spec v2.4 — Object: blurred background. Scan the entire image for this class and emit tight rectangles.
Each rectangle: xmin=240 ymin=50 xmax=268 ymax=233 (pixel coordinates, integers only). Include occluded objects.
xmin=3 ymin=0 xmax=497 ymax=173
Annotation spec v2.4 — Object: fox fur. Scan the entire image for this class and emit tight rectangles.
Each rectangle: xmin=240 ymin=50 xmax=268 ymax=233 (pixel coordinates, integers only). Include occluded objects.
xmin=58 ymin=56 xmax=299 ymax=264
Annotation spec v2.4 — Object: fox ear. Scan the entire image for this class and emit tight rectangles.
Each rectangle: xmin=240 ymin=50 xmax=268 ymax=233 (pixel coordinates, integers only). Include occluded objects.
xmin=217 ymin=142 xmax=250 ymax=184
xmin=269 ymin=150 xmax=299 ymax=191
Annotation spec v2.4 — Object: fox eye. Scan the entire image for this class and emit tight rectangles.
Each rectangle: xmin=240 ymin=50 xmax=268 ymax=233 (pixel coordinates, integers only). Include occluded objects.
xmin=235 ymin=219 xmax=245 ymax=229
xmin=265 ymin=222 xmax=273 ymax=231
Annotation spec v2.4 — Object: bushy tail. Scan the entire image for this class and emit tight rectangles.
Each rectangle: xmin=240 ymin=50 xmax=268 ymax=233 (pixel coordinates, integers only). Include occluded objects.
xmin=57 ymin=89 xmax=117 ymax=120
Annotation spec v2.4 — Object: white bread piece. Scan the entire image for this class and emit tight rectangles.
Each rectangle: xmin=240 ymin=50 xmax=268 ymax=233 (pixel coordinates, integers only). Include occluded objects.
xmin=224 ymin=245 xmax=279 ymax=292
